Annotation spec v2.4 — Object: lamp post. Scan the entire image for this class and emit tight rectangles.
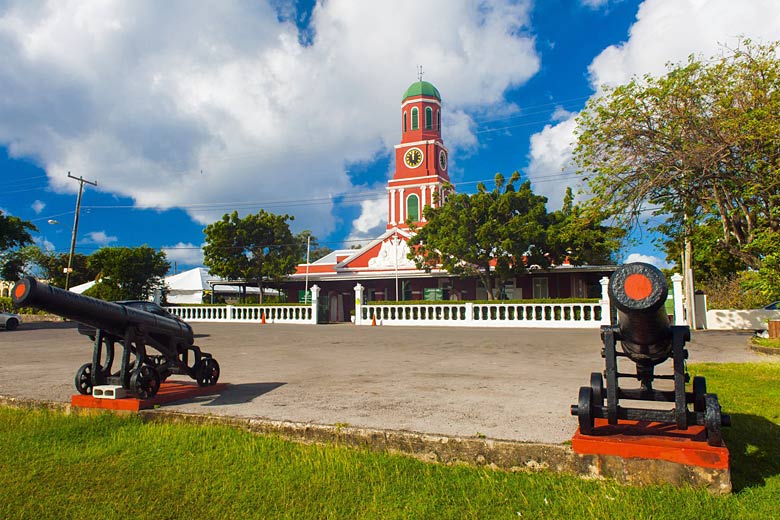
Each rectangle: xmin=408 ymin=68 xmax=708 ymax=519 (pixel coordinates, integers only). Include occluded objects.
xmin=65 ymin=172 xmax=97 ymax=290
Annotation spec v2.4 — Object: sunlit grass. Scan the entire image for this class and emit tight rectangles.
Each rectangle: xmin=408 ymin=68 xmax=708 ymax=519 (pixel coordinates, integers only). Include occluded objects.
xmin=0 ymin=362 xmax=778 ymax=519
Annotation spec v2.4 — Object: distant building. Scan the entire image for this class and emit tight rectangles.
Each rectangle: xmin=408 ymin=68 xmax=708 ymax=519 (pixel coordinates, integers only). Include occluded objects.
xmin=284 ymin=80 xmax=615 ymax=322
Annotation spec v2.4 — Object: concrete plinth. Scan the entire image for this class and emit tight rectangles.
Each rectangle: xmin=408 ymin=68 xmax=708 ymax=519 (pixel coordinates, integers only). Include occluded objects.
xmin=572 ymin=418 xmax=731 ymax=493
xmin=71 ymin=381 xmax=227 ymax=411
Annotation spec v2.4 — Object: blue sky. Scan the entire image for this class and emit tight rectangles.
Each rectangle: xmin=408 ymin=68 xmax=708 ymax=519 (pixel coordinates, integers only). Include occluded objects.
xmin=1 ymin=0 xmax=779 ymax=273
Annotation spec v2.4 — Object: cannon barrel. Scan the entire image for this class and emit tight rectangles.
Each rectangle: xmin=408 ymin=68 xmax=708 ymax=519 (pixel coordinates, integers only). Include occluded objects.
xmin=608 ymin=262 xmax=671 ymax=365
xmin=12 ymin=277 xmax=193 ymax=345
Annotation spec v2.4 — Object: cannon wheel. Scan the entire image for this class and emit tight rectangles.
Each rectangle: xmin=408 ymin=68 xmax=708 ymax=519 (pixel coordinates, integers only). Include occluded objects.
xmin=74 ymin=363 xmax=95 ymax=395
xmin=131 ymin=365 xmax=161 ymax=399
xmin=577 ymin=386 xmax=595 ymax=435
xmin=590 ymin=372 xmax=604 ymax=405
xmin=704 ymin=393 xmax=723 ymax=447
xmin=692 ymin=376 xmax=707 ymax=412
xmin=195 ymin=358 xmax=220 ymax=387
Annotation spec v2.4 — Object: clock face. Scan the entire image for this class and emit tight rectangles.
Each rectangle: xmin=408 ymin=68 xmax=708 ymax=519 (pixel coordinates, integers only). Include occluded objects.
xmin=404 ymin=147 xmax=423 ymax=168
xmin=439 ymin=150 xmax=447 ymax=171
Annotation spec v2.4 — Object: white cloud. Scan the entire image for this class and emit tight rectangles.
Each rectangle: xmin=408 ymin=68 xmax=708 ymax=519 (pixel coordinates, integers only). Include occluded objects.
xmin=349 ymin=198 xmax=388 ymax=241
xmin=588 ymin=0 xmax=780 ymax=90
xmin=524 ymin=114 xmax=581 ymax=209
xmin=550 ymin=105 xmax=574 ymax=123
xmin=33 ymin=235 xmax=55 ymax=252
xmin=31 ymin=199 xmax=45 ymax=213
xmin=162 ymin=242 xmax=204 ymax=268
xmin=526 ymin=0 xmax=780 ymax=209
xmin=79 ymin=231 xmax=117 ymax=245
xmin=0 ymin=0 xmax=540 ymax=241
xmin=581 ymin=0 xmax=610 ymax=10
xmin=625 ymin=253 xmax=671 ymax=269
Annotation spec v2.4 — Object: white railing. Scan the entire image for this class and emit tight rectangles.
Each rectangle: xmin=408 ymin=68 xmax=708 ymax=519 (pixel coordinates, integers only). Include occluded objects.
xmin=353 ymin=280 xmax=612 ymax=329
xmin=356 ymin=301 xmax=608 ymax=328
xmin=165 ymin=285 xmax=320 ymax=325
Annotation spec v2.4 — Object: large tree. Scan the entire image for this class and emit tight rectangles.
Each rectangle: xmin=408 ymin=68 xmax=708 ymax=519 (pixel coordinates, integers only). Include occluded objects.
xmin=574 ymin=39 xmax=780 ymax=275
xmin=545 ymin=187 xmax=625 ymax=266
xmin=408 ymin=173 xmax=549 ymax=300
xmin=21 ymin=246 xmax=98 ymax=288
xmin=0 ymin=211 xmax=37 ymax=281
xmin=203 ymin=210 xmax=299 ymax=303
xmin=85 ymin=245 xmax=169 ymax=301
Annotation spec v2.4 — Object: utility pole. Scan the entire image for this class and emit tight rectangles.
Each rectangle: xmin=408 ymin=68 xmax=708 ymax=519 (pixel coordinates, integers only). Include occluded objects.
xmin=65 ymin=172 xmax=98 ymax=290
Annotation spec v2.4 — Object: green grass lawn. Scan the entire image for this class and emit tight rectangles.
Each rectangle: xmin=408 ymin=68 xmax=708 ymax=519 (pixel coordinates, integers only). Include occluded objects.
xmin=753 ymin=337 xmax=780 ymax=349
xmin=1 ymin=362 xmax=778 ymax=519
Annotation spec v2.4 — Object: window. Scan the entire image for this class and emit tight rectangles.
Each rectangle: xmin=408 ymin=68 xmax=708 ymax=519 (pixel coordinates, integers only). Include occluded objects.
xmin=425 ymin=107 xmax=433 ymax=129
xmin=406 ymin=194 xmax=420 ymax=221
xmin=411 ymin=107 xmax=419 ymax=130
xmin=437 ymin=110 xmax=441 ymax=131
xmin=403 ymin=112 xmax=407 ymax=132
xmin=532 ymin=278 xmax=549 ymax=299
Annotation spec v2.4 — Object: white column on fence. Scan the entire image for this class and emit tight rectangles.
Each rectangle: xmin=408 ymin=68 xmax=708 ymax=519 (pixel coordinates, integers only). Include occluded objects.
xmin=310 ymin=284 xmax=320 ymax=324
xmin=671 ymin=273 xmax=685 ymax=326
xmin=354 ymin=283 xmax=364 ymax=325
xmin=599 ymin=276 xmax=610 ymax=326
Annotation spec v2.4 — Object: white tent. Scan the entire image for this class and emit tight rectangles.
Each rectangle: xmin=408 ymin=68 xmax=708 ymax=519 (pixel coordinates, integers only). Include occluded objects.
xmin=165 ymin=267 xmax=274 ymax=304
xmin=69 ymin=280 xmax=96 ymax=294
xmin=67 ymin=268 xmax=276 ymax=304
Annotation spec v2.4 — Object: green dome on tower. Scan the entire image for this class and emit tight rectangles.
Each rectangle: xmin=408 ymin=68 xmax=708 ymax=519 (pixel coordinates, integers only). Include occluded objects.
xmin=402 ymin=81 xmax=441 ymax=101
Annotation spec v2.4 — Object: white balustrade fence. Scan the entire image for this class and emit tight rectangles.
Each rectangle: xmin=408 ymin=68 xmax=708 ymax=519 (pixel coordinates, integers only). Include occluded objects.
xmin=164 ymin=285 xmax=320 ymax=325
xmin=358 ymin=301 xmax=607 ymax=328
xmin=352 ymin=279 xmax=613 ymax=328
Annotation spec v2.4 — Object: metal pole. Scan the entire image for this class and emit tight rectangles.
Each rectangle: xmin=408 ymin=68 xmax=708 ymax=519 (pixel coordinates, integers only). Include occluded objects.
xmin=394 ymin=234 xmax=399 ymax=301
xmin=304 ymin=235 xmax=311 ymax=303
xmin=65 ymin=172 xmax=98 ymax=290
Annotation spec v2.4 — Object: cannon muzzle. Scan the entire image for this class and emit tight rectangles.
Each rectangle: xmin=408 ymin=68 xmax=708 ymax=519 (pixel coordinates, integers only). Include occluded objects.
xmin=608 ymin=262 xmax=671 ymax=366
xmin=12 ymin=277 xmax=193 ymax=345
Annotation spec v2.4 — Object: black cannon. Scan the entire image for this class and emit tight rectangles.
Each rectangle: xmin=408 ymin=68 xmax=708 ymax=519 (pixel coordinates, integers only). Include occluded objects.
xmin=570 ymin=263 xmax=730 ymax=446
xmin=12 ymin=277 xmax=219 ymax=399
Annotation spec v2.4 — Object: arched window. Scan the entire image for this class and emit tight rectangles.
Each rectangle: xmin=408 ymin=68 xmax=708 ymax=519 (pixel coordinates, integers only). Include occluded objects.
xmin=425 ymin=107 xmax=433 ymax=129
xmin=437 ymin=110 xmax=441 ymax=131
xmin=403 ymin=112 xmax=407 ymax=132
xmin=406 ymin=194 xmax=420 ymax=222
xmin=411 ymin=107 xmax=419 ymax=130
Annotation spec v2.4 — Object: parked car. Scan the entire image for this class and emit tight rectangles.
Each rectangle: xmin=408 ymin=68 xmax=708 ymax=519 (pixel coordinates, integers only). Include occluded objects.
xmin=0 ymin=311 xmax=21 ymax=331
xmin=77 ymin=300 xmax=191 ymax=340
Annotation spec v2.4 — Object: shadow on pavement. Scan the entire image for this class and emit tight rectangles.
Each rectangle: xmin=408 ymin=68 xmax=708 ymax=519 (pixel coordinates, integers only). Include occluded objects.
xmin=204 ymin=382 xmax=286 ymax=406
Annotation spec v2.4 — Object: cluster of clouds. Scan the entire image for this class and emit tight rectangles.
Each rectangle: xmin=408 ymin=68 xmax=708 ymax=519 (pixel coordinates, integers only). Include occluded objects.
xmin=524 ymin=0 xmax=780 ymax=212
xmin=0 ymin=0 xmax=539 ymax=244
xmin=2 ymin=0 xmax=779 ymax=268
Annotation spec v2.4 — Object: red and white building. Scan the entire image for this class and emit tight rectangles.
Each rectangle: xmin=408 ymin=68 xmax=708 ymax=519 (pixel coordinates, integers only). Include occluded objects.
xmin=284 ymin=80 xmax=614 ymax=322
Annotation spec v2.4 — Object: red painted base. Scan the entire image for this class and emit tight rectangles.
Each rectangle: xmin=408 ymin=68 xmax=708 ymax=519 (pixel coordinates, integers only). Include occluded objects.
xmin=71 ymin=381 xmax=228 ymax=411
xmin=572 ymin=418 xmax=729 ymax=469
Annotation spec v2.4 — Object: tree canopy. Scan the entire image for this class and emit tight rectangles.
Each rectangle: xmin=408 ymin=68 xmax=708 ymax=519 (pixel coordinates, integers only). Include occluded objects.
xmin=84 ymin=245 xmax=169 ymax=301
xmin=203 ymin=210 xmax=299 ymax=302
xmin=409 ymin=172 xmax=568 ymax=299
xmin=574 ymin=39 xmax=780 ymax=275
xmin=0 ymin=211 xmax=37 ymax=281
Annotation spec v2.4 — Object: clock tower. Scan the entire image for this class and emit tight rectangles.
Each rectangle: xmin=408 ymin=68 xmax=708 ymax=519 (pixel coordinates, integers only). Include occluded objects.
xmin=387 ymin=79 xmax=450 ymax=229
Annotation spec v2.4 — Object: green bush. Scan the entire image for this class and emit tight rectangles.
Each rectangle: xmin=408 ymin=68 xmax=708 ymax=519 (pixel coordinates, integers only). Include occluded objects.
xmin=698 ymin=272 xmax=767 ymax=309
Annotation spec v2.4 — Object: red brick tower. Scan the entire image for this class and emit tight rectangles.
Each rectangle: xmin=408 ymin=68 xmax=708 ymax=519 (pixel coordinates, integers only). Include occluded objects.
xmin=387 ymin=79 xmax=450 ymax=229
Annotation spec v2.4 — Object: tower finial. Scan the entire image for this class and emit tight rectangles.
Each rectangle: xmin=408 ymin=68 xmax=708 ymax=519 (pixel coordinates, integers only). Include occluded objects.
xmin=417 ymin=65 xmax=424 ymax=82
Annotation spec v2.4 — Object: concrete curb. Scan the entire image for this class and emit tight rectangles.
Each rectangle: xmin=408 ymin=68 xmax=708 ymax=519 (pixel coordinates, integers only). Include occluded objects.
xmin=0 ymin=394 xmax=731 ymax=493
xmin=749 ymin=344 xmax=780 ymax=356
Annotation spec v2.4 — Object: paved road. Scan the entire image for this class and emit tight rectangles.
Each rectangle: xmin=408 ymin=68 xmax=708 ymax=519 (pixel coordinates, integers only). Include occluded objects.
xmin=0 ymin=321 xmax=772 ymax=443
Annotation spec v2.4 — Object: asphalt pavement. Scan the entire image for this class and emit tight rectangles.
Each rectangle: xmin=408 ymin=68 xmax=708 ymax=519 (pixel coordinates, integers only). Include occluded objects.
xmin=0 ymin=321 xmax=771 ymax=443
